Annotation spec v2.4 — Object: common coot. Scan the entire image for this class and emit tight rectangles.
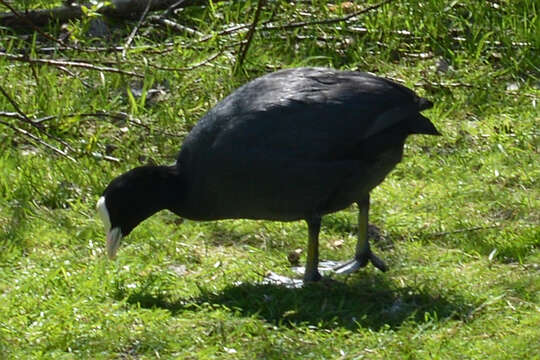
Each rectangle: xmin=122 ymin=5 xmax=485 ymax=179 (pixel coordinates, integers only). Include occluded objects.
xmin=97 ymin=67 xmax=440 ymax=282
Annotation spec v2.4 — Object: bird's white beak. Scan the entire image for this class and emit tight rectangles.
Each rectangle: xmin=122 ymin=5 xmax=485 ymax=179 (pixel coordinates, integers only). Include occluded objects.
xmin=97 ymin=196 xmax=122 ymax=259
xmin=106 ymin=227 xmax=123 ymax=259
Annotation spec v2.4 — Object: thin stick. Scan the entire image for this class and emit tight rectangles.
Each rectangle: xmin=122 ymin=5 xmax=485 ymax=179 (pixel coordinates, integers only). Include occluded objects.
xmin=0 ymin=85 xmax=39 ymax=128
xmin=0 ymin=84 xmax=75 ymax=151
xmin=234 ymin=0 xmax=265 ymax=72
xmin=31 ymin=111 xmax=127 ymax=124
xmin=145 ymin=0 xmax=204 ymax=36
xmin=148 ymin=16 xmax=204 ymax=36
xmin=149 ymin=50 xmax=223 ymax=71
xmin=0 ymin=119 xmax=76 ymax=162
xmin=122 ymin=0 xmax=154 ymax=59
xmin=160 ymin=0 xmax=188 ymax=18
xmin=261 ymin=0 xmax=393 ymax=31
xmin=0 ymin=0 xmax=73 ymax=49
xmin=425 ymin=225 xmax=503 ymax=238
xmin=193 ymin=0 xmax=391 ymax=45
xmin=0 ymin=52 xmax=144 ymax=78
xmin=30 ymin=111 xmax=184 ymax=137
xmin=56 ymin=66 xmax=92 ymax=88
xmin=196 ymin=23 xmax=257 ymax=44
xmin=0 ymin=111 xmax=28 ymax=120
xmin=91 ymin=152 xmax=120 ymax=163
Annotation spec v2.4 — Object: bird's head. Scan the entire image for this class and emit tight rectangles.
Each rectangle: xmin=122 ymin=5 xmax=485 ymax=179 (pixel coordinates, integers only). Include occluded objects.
xmin=96 ymin=195 xmax=123 ymax=259
xmin=96 ymin=165 xmax=178 ymax=259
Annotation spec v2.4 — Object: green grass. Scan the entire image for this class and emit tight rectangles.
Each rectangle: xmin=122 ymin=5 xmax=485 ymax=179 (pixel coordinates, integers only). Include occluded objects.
xmin=0 ymin=0 xmax=539 ymax=358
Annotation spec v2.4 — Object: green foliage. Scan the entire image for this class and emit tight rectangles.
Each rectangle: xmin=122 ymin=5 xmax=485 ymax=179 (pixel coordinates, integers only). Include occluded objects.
xmin=0 ymin=0 xmax=538 ymax=358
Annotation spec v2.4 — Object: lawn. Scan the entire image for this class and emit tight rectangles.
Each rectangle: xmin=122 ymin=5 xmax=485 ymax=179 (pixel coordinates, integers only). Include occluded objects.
xmin=0 ymin=0 xmax=538 ymax=358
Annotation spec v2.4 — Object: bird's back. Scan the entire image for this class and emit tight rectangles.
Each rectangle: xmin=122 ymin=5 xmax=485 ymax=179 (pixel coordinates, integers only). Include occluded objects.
xmin=174 ymin=68 xmax=437 ymax=221
xmin=181 ymin=68 xmax=431 ymax=162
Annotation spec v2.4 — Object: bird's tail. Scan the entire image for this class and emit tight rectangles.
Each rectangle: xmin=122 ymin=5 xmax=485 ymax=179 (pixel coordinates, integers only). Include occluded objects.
xmin=408 ymin=114 xmax=441 ymax=135
xmin=417 ymin=97 xmax=433 ymax=111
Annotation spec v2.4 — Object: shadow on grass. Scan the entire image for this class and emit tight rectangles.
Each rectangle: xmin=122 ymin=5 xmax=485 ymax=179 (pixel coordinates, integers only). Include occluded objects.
xmin=117 ymin=273 xmax=472 ymax=331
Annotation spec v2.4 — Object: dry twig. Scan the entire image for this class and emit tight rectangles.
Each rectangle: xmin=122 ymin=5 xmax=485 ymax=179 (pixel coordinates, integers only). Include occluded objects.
xmin=425 ymin=225 xmax=503 ymax=238
xmin=0 ymin=52 xmax=144 ymax=78
xmin=234 ymin=0 xmax=266 ymax=72
xmin=261 ymin=0 xmax=393 ymax=31
xmin=122 ymin=0 xmax=154 ymax=59
xmin=0 ymin=0 xmax=72 ymax=49
xmin=0 ymin=119 xmax=76 ymax=161
xmin=0 ymin=0 xmax=226 ymax=28
xmin=160 ymin=0 xmax=188 ymax=18
xmin=147 ymin=16 xmax=203 ymax=36
xmin=148 ymin=50 xmax=225 ymax=71
xmin=145 ymin=0 xmax=203 ymax=36
xmin=56 ymin=66 xmax=93 ymax=88
xmin=0 ymin=85 xmax=75 ymax=152
xmin=31 ymin=111 xmax=185 ymax=138
xmin=192 ymin=0 xmax=391 ymax=46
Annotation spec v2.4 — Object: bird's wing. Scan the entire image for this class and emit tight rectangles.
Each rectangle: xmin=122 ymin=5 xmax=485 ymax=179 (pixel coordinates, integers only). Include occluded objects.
xmin=199 ymin=70 xmax=420 ymax=161
xmin=180 ymin=68 xmax=429 ymax=166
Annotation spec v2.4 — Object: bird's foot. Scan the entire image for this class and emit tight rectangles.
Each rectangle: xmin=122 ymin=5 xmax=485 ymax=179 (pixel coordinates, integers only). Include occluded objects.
xmin=264 ymin=261 xmax=340 ymax=287
xmin=333 ymin=251 xmax=388 ymax=275
xmin=261 ymin=270 xmax=325 ymax=288
xmin=262 ymin=272 xmax=304 ymax=288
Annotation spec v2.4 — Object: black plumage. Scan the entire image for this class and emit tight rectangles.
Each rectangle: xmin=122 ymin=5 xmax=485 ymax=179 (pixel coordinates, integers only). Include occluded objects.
xmin=98 ymin=67 xmax=440 ymax=282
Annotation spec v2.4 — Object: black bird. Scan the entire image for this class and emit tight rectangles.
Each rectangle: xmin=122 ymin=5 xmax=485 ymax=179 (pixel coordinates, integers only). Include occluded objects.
xmin=97 ymin=67 xmax=440 ymax=282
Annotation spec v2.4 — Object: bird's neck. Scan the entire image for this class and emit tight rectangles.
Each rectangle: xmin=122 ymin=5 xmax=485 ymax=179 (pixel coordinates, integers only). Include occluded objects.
xmin=155 ymin=165 xmax=190 ymax=218
xmin=128 ymin=165 xmax=186 ymax=232
xmin=153 ymin=165 xmax=185 ymax=212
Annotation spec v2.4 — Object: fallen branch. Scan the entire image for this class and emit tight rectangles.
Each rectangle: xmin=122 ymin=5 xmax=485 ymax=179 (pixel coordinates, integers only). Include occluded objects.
xmin=0 ymin=0 xmax=223 ymax=28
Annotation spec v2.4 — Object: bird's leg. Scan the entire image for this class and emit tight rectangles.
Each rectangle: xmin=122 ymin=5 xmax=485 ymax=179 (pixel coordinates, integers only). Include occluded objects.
xmin=304 ymin=216 xmax=322 ymax=282
xmin=333 ymin=195 xmax=388 ymax=274
xmin=353 ymin=196 xmax=388 ymax=271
